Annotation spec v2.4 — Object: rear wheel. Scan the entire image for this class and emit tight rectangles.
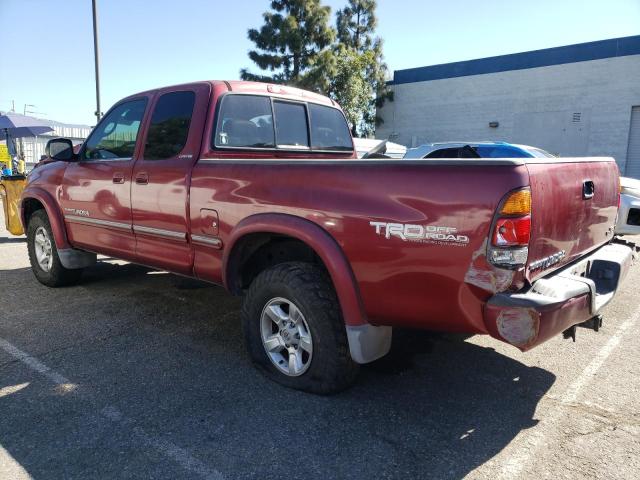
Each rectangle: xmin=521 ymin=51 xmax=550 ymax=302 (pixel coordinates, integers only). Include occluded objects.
xmin=241 ymin=262 xmax=358 ymax=394
xmin=27 ymin=210 xmax=83 ymax=287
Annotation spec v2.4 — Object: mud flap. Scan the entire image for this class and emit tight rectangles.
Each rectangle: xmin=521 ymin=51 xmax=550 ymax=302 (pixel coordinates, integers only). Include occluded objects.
xmin=58 ymin=248 xmax=97 ymax=269
xmin=346 ymin=324 xmax=392 ymax=364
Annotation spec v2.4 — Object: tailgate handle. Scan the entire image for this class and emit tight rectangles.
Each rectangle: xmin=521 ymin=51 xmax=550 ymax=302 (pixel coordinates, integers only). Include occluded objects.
xmin=583 ymin=180 xmax=595 ymax=199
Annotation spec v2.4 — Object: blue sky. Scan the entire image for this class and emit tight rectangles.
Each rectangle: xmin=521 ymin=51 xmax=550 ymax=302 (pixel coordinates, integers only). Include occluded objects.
xmin=1 ymin=0 xmax=638 ymax=125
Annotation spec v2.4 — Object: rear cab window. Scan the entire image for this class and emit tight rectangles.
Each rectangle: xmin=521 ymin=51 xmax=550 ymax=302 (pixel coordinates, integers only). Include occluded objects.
xmin=274 ymin=101 xmax=309 ymax=149
xmin=308 ymin=103 xmax=352 ymax=152
xmin=213 ymin=94 xmax=353 ymax=154
xmin=215 ymin=95 xmax=275 ymax=148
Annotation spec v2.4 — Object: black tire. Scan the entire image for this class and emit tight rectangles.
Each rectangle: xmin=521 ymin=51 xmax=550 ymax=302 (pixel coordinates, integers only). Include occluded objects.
xmin=241 ymin=261 xmax=359 ymax=394
xmin=27 ymin=210 xmax=83 ymax=287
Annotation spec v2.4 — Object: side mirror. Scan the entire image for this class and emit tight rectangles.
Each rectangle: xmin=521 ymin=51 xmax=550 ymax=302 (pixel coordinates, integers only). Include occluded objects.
xmin=45 ymin=138 xmax=75 ymax=161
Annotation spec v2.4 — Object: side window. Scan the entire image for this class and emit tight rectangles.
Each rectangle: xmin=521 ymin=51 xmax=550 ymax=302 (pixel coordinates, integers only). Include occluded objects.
xmin=274 ymin=101 xmax=309 ymax=148
xmin=214 ymin=95 xmax=275 ymax=148
xmin=425 ymin=148 xmax=459 ymax=158
xmin=475 ymin=146 xmax=529 ymax=158
xmin=459 ymin=145 xmax=481 ymax=158
xmin=308 ymin=104 xmax=353 ymax=151
xmin=144 ymin=91 xmax=195 ymax=160
xmin=84 ymin=99 xmax=147 ymax=160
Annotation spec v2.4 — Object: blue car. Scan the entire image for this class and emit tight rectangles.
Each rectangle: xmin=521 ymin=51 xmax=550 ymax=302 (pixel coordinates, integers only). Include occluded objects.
xmin=404 ymin=141 xmax=556 ymax=159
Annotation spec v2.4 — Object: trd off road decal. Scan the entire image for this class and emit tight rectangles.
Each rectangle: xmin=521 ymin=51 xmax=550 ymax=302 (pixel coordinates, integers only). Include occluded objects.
xmin=370 ymin=221 xmax=469 ymax=246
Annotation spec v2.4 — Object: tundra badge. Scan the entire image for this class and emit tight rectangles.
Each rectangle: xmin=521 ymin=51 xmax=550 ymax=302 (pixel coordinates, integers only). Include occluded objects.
xmin=529 ymin=250 xmax=566 ymax=270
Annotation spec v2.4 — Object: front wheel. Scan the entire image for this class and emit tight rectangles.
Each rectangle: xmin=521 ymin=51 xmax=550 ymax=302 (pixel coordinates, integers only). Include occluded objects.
xmin=241 ymin=262 xmax=358 ymax=394
xmin=27 ymin=210 xmax=83 ymax=287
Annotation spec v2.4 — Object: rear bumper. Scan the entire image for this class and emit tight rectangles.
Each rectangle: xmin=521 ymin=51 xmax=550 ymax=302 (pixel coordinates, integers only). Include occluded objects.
xmin=484 ymin=242 xmax=634 ymax=351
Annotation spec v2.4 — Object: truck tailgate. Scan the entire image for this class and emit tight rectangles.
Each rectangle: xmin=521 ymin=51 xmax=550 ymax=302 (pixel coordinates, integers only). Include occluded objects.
xmin=526 ymin=158 xmax=619 ymax=282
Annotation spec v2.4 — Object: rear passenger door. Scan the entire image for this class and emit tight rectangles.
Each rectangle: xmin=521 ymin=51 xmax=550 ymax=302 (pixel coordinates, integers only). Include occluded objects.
xmin=131 ymin=84 xmax=210 ymax=275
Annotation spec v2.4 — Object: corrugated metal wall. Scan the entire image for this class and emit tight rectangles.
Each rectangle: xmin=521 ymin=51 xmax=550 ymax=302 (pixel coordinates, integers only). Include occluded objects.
xmin=625 ymin=107 xmax=640 ymax=178
xmin=14 ymin=123 xmax=92 ymax=168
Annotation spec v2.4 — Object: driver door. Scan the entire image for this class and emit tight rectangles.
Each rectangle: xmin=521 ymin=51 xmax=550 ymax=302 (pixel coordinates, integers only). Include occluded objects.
xmin=60 ymin=96 xmax=150 ymax=260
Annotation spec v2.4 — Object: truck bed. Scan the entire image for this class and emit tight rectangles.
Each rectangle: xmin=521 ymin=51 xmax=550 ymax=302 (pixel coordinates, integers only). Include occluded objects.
xmin=190 ymin=156 xmax=619 ymax=336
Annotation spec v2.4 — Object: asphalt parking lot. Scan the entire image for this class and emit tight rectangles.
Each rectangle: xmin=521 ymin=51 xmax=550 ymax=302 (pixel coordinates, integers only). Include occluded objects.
xmin=1 ymin=209 xmax=639 ymax=480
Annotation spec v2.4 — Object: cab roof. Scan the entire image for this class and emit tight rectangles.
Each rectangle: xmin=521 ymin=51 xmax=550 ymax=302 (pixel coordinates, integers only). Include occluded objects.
xmin=123 ymin=80 xmax=337 ymax=108
xmin=220 ymin=81 xmax=336 ymax=107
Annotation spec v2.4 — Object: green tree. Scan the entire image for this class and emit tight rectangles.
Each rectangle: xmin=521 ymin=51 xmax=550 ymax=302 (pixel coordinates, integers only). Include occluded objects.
xmin=329 ymin=49 xmax=374 ymax=137
xmin=336 ymin=0 xmax=376 ymax=51
xmin=335 ymin=0 xmax=392 ymax=136
xmin=241 ymin=0 xmax=336 ymax=92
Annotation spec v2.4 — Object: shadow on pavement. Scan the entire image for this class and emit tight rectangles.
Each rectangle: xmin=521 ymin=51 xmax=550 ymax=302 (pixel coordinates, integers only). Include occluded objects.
xmin=0 ymin=236 xmax=25 ymax=244
xmin=0 ymin=261 xmax=555 ymax=480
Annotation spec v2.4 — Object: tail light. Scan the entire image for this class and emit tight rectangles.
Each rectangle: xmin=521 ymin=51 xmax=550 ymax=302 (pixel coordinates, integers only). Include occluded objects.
xmin=489 ymin=188 xmax=531 ymax=268
xmin=493 ymin=216 xmax=531 ymax=246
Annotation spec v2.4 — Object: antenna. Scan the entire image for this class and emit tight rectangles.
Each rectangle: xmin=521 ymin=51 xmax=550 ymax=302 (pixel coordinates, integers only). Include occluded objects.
xmin=92 ymin=0 xmax=103 ymax=122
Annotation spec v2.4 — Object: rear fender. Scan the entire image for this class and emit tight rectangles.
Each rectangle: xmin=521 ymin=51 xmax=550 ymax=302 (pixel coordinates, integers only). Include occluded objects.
xmin=21 ymin=187 xmax=70 ymax=250
xmin=224 ymin=213 xmax=392 ymax=363
xmin=224 ymin=213 xmax=366 ymax=327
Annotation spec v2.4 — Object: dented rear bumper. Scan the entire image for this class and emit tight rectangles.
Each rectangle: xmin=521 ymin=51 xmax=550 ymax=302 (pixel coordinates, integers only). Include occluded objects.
xmin=484 ymin=242 xmax=634 ymax=351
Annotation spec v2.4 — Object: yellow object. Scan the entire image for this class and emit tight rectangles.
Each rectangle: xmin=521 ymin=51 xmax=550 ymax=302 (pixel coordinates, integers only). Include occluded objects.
xmin=0 ymin=144 xmax=10 ymax=164
xmin=0 ymin=177 xmax=27 ymax=235
xmin=500 ymin=189 xmax=531 ymax=215
xmin=18 ymin=159 xmax=25 ymax=174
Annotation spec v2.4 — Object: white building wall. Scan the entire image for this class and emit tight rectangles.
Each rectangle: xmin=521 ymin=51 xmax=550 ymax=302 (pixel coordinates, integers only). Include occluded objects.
xmin=377 ymin=55 xmax=640 ymax=173
xmin=15 ymin=123 xmax=92 ymax=168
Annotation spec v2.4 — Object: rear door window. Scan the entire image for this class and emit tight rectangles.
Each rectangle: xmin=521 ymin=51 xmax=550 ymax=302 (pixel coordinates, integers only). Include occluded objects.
xmin=308 ymin=104 xmax=352 ymax=151
xmin=144 ymin=91 xmax=195 ymax=160
xmin=274 ymin=101 xmax=309 ymax=148
xmin=214 ymin=95 xmax=275 ymax=148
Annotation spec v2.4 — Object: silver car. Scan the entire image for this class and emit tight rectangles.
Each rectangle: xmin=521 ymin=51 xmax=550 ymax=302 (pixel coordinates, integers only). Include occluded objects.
xmin=617 ymin=176 xmax=640 ymax=236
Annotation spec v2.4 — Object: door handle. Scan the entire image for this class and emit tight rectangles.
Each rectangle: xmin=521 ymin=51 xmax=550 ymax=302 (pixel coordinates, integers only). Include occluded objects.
xmin=135 ymin=172 xmax=149 ymax=185
xmin=583 ymin=180 xmax=595 ymax=199
xmin=112 ymin=172 xmax=125 ymax=184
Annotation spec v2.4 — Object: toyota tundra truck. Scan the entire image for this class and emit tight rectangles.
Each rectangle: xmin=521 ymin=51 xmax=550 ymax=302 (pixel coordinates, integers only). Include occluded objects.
xmin=21 ymin=80 xmax=633 ymax=393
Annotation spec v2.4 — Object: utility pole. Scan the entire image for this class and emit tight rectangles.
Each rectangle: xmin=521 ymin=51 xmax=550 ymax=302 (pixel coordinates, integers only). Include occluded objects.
xmin=92 ymin=0 xmax=102 ymax=122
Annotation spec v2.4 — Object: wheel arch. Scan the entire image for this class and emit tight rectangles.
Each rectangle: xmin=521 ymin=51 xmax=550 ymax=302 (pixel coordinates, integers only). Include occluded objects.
xmin=21 ymin=188 xmax=70 ymax=249
xmin=224 ymin=213 xmax=367 ymax=327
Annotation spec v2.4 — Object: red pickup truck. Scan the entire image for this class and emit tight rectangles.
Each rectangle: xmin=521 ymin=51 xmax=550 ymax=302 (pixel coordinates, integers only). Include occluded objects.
xmin=21 ymin=80 xmax=633 ymax=393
